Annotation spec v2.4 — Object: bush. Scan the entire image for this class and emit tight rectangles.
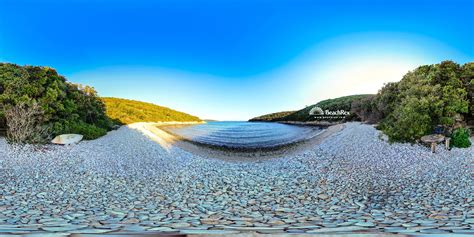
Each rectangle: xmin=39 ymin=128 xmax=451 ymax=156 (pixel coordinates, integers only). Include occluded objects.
xmin=0 ymin=63 xmax=114 ymax=142
xmin=351 ymin=95 xmax=383 ymax=123
xmin=375 ymin=61 xmax=470 ymax=143
xmin=5 ymin=101 xmax=50 ymax=143
xmin=460 ymin=62 xmax=474 ymax=123
xmin=63 ymin=121 xmax=107 ymax=140
xmin=450 ymin=128 xmax=471 ymax=148
xmin=379 ymin=97 xmax=433 ymax=142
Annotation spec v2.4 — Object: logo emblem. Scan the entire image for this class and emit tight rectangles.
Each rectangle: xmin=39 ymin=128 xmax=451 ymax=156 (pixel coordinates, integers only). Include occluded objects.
xmin=309 ymin=106 xmax=324 ymax=115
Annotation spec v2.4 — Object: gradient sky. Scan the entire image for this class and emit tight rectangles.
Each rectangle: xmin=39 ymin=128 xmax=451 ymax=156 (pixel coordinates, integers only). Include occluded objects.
xmin=1 ymin=0 xmax=473 ymax=120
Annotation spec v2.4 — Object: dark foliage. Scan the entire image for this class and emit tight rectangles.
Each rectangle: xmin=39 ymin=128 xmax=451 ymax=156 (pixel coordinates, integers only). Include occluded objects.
xmin=281 ymin=95 xmax=372 ymax=122
xmin=249 ymin=111 xmax=295 ymax=122
xmin=353 ymin=61 xmax=471 ymax=144
xmin=450 ymin=128 xmax=472 ymax=148
xmin=0 ymin=63 xmax=113 ymax=142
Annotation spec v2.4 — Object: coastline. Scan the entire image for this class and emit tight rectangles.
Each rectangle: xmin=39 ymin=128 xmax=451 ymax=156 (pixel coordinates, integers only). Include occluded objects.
xmin=136 ymin=122 xmax=345 ymax=161
xmin=248 ymin=119 xmax=345 ymax=127
xmin=127 ymin=121 xmax=206 ymax=150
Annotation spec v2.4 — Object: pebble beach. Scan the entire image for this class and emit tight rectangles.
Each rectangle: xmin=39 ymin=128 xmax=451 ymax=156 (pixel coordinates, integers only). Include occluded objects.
xmin=0 ymin=122 xmax=473 ymax=235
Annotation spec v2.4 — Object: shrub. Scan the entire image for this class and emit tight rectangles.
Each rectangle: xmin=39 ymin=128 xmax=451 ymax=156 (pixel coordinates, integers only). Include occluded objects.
xmin=460 ymin=62 xmax=474 ymax=123
xmin=450 ymin=128 xmax=471 ymax=148
xmin=351 ymin=95 xmax=383 ymax=123
xmin=377 ymin=61 xmax=470 ymax=143
xmin=5 ymin=101 xmax=50 ymax=143
xmin=0 ymin=63 xmax=114 ymax=142
xmin=380 ymin=97 xmax=433 ymax=142
xmin=62 ymin=121 xmax=107 ymax=140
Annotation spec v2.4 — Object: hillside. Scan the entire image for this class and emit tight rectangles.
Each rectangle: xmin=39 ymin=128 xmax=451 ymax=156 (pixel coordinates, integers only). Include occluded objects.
xmin=102 ymin=97 xmax=201 ymax=124
xmin=282 ymin=94 xmax=372 ymax=121
xmin=249 ymin=111 xmax=295 ymax=122
xmin=249 ymin=94 xmax=373 ymax=122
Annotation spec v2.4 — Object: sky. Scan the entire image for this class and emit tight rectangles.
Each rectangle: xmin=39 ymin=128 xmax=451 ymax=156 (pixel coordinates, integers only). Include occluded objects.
xmin=1 ymin=0 xmax=473 ymax=120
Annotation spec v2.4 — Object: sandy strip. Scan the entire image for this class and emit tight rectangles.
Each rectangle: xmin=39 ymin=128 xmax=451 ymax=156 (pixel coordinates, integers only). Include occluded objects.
xmin=130 ymin=122 xmax=345 ymax=161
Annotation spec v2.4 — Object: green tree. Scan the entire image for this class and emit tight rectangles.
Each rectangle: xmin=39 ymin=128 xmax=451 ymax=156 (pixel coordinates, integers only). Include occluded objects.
xmin=460 ymin=62 xmax=474 ymax=120
xmin=0 ymin=63 xmax=113 ymax=142
xmin=379 ymin=61 xmax=469 ymax=142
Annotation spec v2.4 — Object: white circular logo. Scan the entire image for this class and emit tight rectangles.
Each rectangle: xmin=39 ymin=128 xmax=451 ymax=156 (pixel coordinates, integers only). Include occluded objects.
xmin=309 ymin=106 xmax=324 ymax=115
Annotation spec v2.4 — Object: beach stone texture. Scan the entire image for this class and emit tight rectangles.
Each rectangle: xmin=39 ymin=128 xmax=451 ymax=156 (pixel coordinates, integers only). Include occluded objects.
xmin=0 ymin=122 xmax=473 ymax=235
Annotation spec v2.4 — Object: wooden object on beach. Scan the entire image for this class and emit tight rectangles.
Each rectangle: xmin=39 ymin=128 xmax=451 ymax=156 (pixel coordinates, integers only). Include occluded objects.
xmin=51 ymin=134 xmax=83 ymax=145
xmin=420 ymin=134 xmax=445 ymax=153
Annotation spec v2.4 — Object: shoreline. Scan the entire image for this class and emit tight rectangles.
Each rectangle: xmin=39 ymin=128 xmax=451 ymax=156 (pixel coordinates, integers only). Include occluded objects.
xmin=135 ymin=122 xmax=345 ymax=161
xmin=249 ymin=120 xmax=343 ymax=127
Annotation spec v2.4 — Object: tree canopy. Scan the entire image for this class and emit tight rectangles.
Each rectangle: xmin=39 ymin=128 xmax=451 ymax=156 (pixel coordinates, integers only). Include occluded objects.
xmin=0 ymin=63 xmax=113 ymax=141
xmin=102 ymin=97 xmax=201 ymax=124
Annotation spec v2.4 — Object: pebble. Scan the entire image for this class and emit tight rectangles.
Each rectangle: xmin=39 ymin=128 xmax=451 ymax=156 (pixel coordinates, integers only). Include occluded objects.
xmin=306 ymin=226 xmax=369 ymax=233
xmin=0 ymin=122 xmax=472 ymax=235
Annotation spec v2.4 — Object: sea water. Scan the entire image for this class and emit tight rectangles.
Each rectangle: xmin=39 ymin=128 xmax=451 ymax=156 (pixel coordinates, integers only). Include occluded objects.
xmin=164 ymin=121 xmax=320 ymax=149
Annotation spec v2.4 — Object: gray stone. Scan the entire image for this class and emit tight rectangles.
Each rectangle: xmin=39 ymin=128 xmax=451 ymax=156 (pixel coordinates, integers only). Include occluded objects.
xmin=41 ymin=225 xmax=88 ymax=232
xmin=306 ymin=226 xmax=369 ymax=233
xmin=355 ymin=221 xmax=375 ymax=227
xmin=180 ymin=230 xmax=240 ymax=234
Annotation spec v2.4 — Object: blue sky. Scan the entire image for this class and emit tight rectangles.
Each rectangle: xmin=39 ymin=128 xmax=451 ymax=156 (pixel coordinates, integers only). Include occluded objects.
xmin=1 ymin=0 xmax=473 ymax=120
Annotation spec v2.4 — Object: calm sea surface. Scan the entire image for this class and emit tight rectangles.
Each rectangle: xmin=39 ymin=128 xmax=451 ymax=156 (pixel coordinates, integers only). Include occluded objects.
xmin=163 ymin=121 xmax=321 ymax=149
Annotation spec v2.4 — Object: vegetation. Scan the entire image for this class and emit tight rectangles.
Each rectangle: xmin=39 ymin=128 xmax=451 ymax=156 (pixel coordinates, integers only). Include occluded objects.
xmin=0 ymin=63 xmax=114 ymax=142
xmin=250 ymin=60 xmax=472 ymax=147
xmin=282 ymin=94 xmax=372 ymax=121
xmin=4 ymin=101 xmax=50 ymax=143
xmin=355 ymin=61 xmax=472 ymax=143
xmin=249 ymin=95 xmax=372 ymax=122
xmin=460 ymin=62 xmax=474 ymax=124
xmin=102 ymin=97 xmax=201 ymax=124
xmin=450 ymin=128 xmax=471 ymax=148
xmin=0 ymin=63 xmax=202 ymax=143
xmin=249 ymin=111 xmax=295 ymax=122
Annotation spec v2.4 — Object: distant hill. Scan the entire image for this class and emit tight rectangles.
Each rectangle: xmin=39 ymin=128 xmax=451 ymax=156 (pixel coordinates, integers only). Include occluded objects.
xmin=102 ymin=97 xmax=201 ymax=124
xmin=249 ymin=94 xmax=373 ymax=122
xmin=249 ymin=111 xmax=295 ymax=122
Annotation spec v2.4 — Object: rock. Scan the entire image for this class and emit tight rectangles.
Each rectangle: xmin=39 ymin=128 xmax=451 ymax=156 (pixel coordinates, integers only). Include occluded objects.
xmin=41 ymin=225 xmax=88 ymax=232
xmin=318 ymin=194 xmax=330 ymax=200
xmin=401 ymin=223 xmax=418 ymax=227
xmin=306 ymin=226 xmax=369 ymax=233
xmin=1 ymin=122 xmax=472 ymax=236
xmin=200 ymin=218 xmax=220 ymax=225
xmin=120 ymin=218 xmax=140 ymax=224
xmin=267 ymin=220 xmax=286 ymax=225
xmin=69 ymin=228 xmax=115 ymax=234
xmin=168 ymin=223 xmax=191 ymax=229
xmin=464 ymin=218 xmax=474 ymax=224
xmin=355 ymin=221 xmax=375 ymax=227
xmin=180 ymin=230 xmax=240 ymax=234
xmin=222 ymin=226 xmax=285 ymax=232
xmin=287 ymin=225 xmax=321 ymax=230
xmin=148 ymin=227 xmax=177 ymax=232
xmin=419 ymin=228 xmax=450 ymax=234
